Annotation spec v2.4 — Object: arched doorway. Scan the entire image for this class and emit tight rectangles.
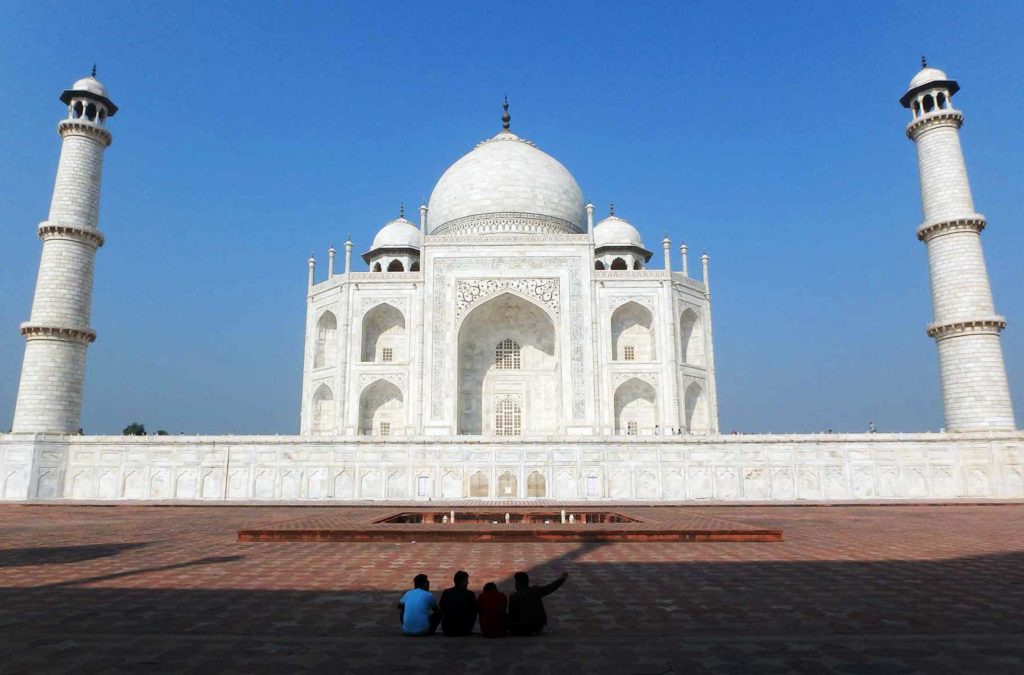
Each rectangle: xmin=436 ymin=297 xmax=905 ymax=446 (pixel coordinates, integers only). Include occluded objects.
xmin=358 ymin=379 xmax=404 ymax=435
xmin=613 ymin=378 xmax=658 ymax=435
xmin=457 ymin=292 xmax=560 ymax=435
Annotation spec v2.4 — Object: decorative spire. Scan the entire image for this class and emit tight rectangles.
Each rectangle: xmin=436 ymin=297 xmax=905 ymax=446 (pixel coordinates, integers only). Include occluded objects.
xmin=609 ymin=202 xmax=615 ymax=216
xmin=502 ymin=96 xmax=510 ymax=130
xmin=400 ymin=202 xmax=405 ymax=219
xmin=921 ymin=55 xmax=927 ymax=69
xmin=91 ymin=63 xmax=97 ymax=78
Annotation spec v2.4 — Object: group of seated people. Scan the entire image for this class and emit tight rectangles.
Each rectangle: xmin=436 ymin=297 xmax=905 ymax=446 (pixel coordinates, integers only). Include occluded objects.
xmin=398 ymin=570 xmax=569 ymax=637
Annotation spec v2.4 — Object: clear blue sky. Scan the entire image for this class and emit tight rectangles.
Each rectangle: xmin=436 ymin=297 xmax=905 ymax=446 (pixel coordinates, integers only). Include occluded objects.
xmin=1 ymin=1 xmax=1022 ymax=434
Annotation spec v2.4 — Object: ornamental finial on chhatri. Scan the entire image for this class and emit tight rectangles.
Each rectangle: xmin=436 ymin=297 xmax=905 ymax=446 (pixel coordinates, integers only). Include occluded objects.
xmin=609 ymin=202 xmax=615 ymax=216
xmin=400 ymin=202 xmax=404 ymax=218
xmin=921 ymin=55 xmax=927 ymax=69
xmin=502 ymin=95 xmax=511 ymax=130
xmin=91 ymin=63 xmax=97 ymax=77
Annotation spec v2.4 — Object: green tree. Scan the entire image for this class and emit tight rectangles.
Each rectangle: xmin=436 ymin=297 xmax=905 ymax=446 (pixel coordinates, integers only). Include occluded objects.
xmin=122 ymin=422 xmax=146 ymax=436
xmin=156 ymin=429 xmax=169 ymax=436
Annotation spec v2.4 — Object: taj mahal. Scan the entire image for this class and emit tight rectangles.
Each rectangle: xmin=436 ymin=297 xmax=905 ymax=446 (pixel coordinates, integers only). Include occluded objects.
xmin=1 ymin=63 xmax=1021 ymax=502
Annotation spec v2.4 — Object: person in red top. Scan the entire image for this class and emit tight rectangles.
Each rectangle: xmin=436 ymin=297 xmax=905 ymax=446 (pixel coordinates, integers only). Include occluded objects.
xmin=476 ymin=582 xmax=508 ymax=638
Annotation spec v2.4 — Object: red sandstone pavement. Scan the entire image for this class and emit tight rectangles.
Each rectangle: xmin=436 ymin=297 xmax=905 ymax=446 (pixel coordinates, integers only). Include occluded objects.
xmin=1 ymin=504 xmax=1022 ymax=673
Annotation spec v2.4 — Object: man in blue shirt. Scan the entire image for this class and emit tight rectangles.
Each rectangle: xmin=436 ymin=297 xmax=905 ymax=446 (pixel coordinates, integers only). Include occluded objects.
xmin=398 ymin=573 xmax=441 ymax=636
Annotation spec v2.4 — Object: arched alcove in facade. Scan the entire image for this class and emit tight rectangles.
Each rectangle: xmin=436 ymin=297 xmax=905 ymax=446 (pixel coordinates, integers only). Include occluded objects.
xmin=358 ymin=379 xmax=404 ymax=435
xmin=527 ymin=471 xmax=546 ymax=498
xmin=470 ymin=470 xmax=489 ymax=497
xmin=361 ymin=303 xmax=406 ymax=362
xmin=313 ymin=311 xmax=337 ymax=368
xmin=680 ymin=308 xmax=704 ymax=366
xmin=311 ymin=383 xmax=334 ymax=434
xmin=456 ymin=292 xmax=560 ymax=435
xmin=611 ymin=302 xmax=655 ymax=361
xmin=497 ymin=471 xmax=517 ymax=498
xmin=613 ymin=378 xmax=658 ymax=435
xmin=684 ymin=381 xmax=708 ymax=434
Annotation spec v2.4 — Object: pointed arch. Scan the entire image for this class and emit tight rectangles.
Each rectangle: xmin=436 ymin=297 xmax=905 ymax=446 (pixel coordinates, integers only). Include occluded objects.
xmin=684 ymin=381 xmax=708 ymax=434
xmin=313 ymin=310 xmax=337 ymax=368
xmin=387 ymin=259 xmax=404 ymax=272
xmin=410 ymin=260 xmax=420 ymax=272
xmin=470 ymin=470 xmax=489 ymax=497
xmin=311 ymin=383 xmax=334 ymax=435
xmin=595 ymin=260 xmax=605 ymax=270
xmin=457 ymin=292 xmax=559 ymax=435
xmin=611 ymin=301 xmax=656 ymax=361
xmin=680 ymin=307 xmax=704 ymax=366
xmin=361 ymin=303 xmax=406 ymax=362
xmin=526 ymin=471 xmax=546 ymax=498
xmin=610 ymin=257 xmax=627 ymax=270
xmin=613 ymin=377 xmax=658 ymax=435
xmin=497 ymin=471 xmax=517 ymax=498
xmin=358 ymin=379 xmax=404 ymax=436
xmin=372 ymin=261 xmax=382 ymax=272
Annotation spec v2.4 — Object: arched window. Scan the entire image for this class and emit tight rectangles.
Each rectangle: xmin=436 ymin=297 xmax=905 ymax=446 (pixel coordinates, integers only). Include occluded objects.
xmin=311 ymin=384 xmax=334 ymax=434
xmin=680 ymin=308 xmax=704 ymax=365
xmin=633 ymin=260 xmax=642 ymax=270
xmin=85 ymin=103 xmax=96 ymax=121
xmin=387 ymin=259 xmax=404 ymax=272
xmin=611 ymin=257 xmax=627 ymax=270
xmin=684 ymin=381 xmax=708 ymax=434
xmin=937 ymin=92 xmax=947 ymax=109
xmin=923 ymin=94 xmax=935 ymax=113
xmin=595 ymin=260 xmax=605 ymax=270
xmin=410 ymin=260 xmax=420 ymax=272
xmin=527 ymin=471 xmax=546 ymax=498
xmin=495 ymin=398 xmax=522 ymax=436
xmin=495 ymin=338 xmax=521 ymax=370
xmin=611 ymin=301 xmax=656 ymax=361
xmin=313 ymin=311 xmax=338 ymax=368
xmin=912 ymin=100 xmax=921 ymax=117
xmin=358 ymin=379 xmax=404 ymax=436
xmin=73 ymin=101 xmax=83 ymax=118
xmin=372 ymin=262 xmax=382 ymax=272
xmin=361 ymin=303 xmax=406 ymax=362
xmin=498 ymin=471 xmax=517 ymax=497
xmin=470 ymin=471 xmax=489 ymax=497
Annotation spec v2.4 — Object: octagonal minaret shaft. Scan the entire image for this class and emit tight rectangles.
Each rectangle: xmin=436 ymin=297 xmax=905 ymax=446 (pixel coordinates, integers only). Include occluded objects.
xmin=901 ymin=61 xmax=1015 ymax=431
xmin=11 ymin=72 xmax=117 ymax=433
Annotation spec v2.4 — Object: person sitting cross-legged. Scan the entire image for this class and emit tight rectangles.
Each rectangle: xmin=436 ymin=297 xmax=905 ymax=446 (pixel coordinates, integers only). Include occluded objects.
xmin=439 ymin=570 xmax=477 ymax=636
xmin=476 ymin=581 xmax=508 ymax=638
xmin=398 ymin=573 xmax=441 ymax=636
xmin=507 ymin=571 xmax=569 ymax=636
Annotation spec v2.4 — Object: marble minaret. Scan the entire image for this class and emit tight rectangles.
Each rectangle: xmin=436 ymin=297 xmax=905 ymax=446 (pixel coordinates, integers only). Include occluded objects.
xmin=901 ymin=60 xmax=1015 ymax=431
xmin=11 ymin=71 xmax=117 ymax=433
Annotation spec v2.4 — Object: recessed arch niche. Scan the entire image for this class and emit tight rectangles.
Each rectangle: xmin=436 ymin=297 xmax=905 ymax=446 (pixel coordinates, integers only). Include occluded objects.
xmin=456 ymin=292 xmax=560 ymax=435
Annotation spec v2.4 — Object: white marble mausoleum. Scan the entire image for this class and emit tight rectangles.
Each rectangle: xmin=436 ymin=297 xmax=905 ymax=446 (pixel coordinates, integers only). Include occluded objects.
xmin=1 ymin=65 xmax=1021 ymax=502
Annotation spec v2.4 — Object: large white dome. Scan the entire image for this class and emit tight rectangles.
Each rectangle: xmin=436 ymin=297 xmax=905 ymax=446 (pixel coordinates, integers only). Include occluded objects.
xmin=426 ymin=130 xmax=586 ymax=235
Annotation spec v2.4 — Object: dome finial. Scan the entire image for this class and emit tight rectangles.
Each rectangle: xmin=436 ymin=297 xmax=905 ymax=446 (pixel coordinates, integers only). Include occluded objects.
xmin=609 ymin=202 xmax=615 ymax=216
xmin=921 ymin=55 xmax=927 ymax=69
xmin=400 ymin=202 xmax=404 ymax=218
xmin=502 ymin=95 xmax=511 ymax=130
xmin=91 ymin=63 xmax=97 ymax=78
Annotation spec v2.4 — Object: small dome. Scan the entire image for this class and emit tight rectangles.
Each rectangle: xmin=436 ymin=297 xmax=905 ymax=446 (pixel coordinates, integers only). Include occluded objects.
xmin=370 ymin=217 xmax=420 ymax=250
xmin=71 ymin=76 xmax=108 ymax=98
xmin=593 ymin=215 xmax=644 ymax=248
xmin=426 ymin=130 xmax=586 ymax=234
xmin=909 ymin=67 xmax=948 ymax=89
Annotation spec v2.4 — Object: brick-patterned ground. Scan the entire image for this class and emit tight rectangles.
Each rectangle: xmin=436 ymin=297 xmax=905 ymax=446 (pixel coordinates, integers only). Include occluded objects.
xmin=1 ymin=504 xmax=1022 ymax=673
